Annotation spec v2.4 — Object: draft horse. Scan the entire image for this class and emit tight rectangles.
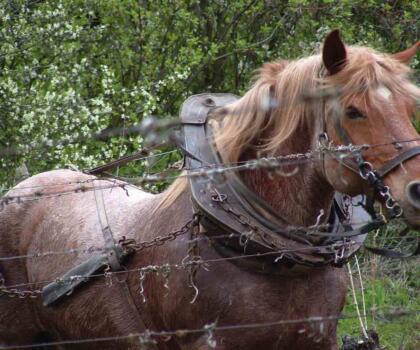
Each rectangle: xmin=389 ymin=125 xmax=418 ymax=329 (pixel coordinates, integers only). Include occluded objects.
xmin=1 ymin=31 xmax=419 ymax=349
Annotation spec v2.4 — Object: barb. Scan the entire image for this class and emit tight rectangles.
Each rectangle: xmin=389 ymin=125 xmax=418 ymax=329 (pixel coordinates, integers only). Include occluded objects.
xmin=204 ymin=322 xmax=217 ymax=349
xmin=139 ymin=270 xmax=147 ymax=303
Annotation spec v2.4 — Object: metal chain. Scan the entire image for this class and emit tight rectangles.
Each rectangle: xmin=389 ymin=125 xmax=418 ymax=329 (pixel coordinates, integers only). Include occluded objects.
xmin=0 ymin=216 xmax=201 ymax=300
xmin=120 ymin=213 xmax=201 ymax=252
xmin=209 ymin=187 xmax=358 ymax=266
xmin=210 ymin=188 xmax=284 ymax=251
xmin=358 ymin=162 xmax=403 ymax=218
xmin=0 ymin=273 xmax=42 ymax=299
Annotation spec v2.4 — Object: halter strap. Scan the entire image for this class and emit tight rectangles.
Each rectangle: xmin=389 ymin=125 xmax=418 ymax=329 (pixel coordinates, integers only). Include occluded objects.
xmin=377 ymin=146 xmax=420 ymax=178
xmin=330 ymin=101 xmax=420 ymax=180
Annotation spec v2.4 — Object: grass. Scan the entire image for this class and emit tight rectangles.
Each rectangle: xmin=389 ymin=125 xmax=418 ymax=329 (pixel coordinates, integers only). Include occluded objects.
xmin=337 ymin=239 xmax=419 ymax=349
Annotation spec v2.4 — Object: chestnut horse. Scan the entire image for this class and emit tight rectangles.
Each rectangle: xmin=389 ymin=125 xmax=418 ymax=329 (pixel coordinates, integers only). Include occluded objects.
xmin=1 ymin=31 xmax=419 ymax=349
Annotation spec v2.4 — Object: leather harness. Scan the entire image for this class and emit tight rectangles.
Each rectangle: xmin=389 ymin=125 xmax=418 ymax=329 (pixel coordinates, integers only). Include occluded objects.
xmin=41 ymin=92 xmax=418 ymax=305
xmin=180 ymin=93 xmax=379 ymax=272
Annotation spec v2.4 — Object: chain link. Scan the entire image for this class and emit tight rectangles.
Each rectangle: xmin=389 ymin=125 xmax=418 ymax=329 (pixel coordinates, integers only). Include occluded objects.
xmin=120 ymin=213 xmax=201 ymax=252
xmin=358 ymin=161 xmax=403 ymax=218
xmin=210 ymin=188 xmax=283 ymax=251
xmin=0 ymin=216 xmax=201 ymax=300
xmin=0 ymin=273 xmax=42 ymax=299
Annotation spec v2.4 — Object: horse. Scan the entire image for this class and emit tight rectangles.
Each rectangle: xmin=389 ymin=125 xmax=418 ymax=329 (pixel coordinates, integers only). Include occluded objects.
xmin=0 ymin=30 xmax=419 ymax=350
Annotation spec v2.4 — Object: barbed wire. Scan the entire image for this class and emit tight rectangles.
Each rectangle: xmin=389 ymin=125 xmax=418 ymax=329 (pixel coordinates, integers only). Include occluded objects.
xmin=0 ymin=241 xmax=357 ymax=291
xmin=0 ymin=149 xmax=178 ymax=194
xmin=0 ymin=148 xmax=366 ymax=207
xmin=2 ymin=140 xmax=420 ymax=208
xmin=0 ymin=112 xmax=418 ymax=159
xmin=3 ymin=235 xmax=419 ymax=292
xmin=0 ymin=308 xmax=416 ymax=350
xmin=0 ymin=218 xmax=417 ymax=263
xmin=2 ymin=133 xmax=420 ymax=196
xmin=2 ymin=243 xmax=362 ymax=290
xmin=1 ymin=78 xmax=418 ymax=158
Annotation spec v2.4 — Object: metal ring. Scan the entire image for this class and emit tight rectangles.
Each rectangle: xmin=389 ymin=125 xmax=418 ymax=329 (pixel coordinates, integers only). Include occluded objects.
xmin=392 ymin=206 xmax=403 ymax=218
xmin=359 ymin=162 xmax=373 ymax=180
xmin=211 ymin=193 xmax=227 ymax=202
xmin=379 ymin=186 xmax=390 ymax=196
xmin=385 ymin=197 xmax=396 ymax=209
xmin=318 ymin=132 xmax=329 ymax=146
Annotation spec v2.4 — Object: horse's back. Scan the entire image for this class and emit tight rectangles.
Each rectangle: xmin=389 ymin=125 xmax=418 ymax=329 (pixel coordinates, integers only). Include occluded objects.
xmin=0 ymin=169 xmax=157 ymax=345
xmin=1 ymin=168 xmax=157 ymax=271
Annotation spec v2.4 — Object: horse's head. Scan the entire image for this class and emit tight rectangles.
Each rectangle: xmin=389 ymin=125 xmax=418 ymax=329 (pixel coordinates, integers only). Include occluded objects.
xmin=214 ymin=30 xmax=419 ymax=227
xmin=321 ymin=30 xmax=420 ymax=227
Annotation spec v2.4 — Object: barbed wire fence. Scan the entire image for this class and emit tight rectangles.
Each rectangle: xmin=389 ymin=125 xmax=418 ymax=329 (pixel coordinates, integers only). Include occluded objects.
xmin=0 ymin=309 xmax=417 ymax=350
xmin=0 ymin=75 xmax=420 ymax=349
xmin=0 ymin=111 xmax=419 ymax=348
xmin=1 ymin=4 xmax=419 ymax=348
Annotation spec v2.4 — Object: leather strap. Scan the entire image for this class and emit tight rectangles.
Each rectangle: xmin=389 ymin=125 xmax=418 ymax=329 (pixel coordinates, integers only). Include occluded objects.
xmin=86 ymin=147 xmax=155 ymax=175
xmin=93 ymin=182 xmax=124 ymax=271
xmin=332 ymin=105 xmax=420 ymax=180
xmin=377 ymin=146 xmax=420 ymax=178
xmin=93 ymin=182 xmax=156 ymax=343
xmin=365 ymin=241 xmax=419 ymax=258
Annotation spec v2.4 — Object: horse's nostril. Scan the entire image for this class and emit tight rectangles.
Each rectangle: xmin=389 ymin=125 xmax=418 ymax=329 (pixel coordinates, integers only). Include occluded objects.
xmin=406 ymin=181 xmax=420 ymax=209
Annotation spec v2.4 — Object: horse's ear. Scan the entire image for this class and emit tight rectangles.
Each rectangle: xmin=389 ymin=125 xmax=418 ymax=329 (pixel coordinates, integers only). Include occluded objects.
xmin=322 ymin=29 xmax=347 ymax=75
xmin=392 ymin=42 xmax=420 ymax=64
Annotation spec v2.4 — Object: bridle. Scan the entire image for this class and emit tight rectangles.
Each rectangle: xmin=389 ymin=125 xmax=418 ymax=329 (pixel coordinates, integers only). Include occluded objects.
xmin=318 ymin=89 xmax=420 ymax=220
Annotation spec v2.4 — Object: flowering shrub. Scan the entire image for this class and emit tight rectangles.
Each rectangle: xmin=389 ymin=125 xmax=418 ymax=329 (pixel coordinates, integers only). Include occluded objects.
xmin=0 ymin=0 xmax=418 ymax=187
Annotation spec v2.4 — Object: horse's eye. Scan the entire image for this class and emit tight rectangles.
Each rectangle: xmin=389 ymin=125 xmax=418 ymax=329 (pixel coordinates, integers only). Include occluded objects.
xmin=346 ymin=106 xmax=366 ymax=120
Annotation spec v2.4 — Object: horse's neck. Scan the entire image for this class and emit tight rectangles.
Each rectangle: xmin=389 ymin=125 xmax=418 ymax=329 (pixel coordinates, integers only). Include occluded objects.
xmin=240 ymin=128 xmax=334 ymax=227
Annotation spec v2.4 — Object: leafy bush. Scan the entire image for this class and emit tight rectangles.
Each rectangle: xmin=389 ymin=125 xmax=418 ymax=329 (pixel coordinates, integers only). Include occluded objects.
xmin=1 ymin=0 xmax=418 ymax=187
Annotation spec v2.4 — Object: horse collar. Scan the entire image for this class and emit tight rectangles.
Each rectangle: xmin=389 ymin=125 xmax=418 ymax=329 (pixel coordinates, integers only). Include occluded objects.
xmin=180 ymin=93 xmax=374 ymax=271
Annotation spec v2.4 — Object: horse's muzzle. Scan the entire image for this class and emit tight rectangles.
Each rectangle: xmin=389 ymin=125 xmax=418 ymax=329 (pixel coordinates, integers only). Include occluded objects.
xmin=406 ymin=180 xmax=420 ymax=209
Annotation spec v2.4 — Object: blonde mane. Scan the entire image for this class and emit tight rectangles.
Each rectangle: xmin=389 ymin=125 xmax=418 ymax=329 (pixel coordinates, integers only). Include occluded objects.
xmin=214 ymin=46 xmax=420 ymax=163
xmin=158 ymin=44 xmax=420 ymax=208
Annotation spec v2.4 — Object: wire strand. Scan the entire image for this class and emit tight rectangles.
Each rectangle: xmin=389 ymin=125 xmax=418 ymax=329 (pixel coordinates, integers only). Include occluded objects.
xmin=0 ymin=308 xmax=416 ymax=350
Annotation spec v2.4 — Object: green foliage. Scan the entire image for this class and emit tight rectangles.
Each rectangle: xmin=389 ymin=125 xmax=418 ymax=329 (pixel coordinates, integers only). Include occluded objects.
xmin=1 ymin=0 xmax=418 ymax=187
